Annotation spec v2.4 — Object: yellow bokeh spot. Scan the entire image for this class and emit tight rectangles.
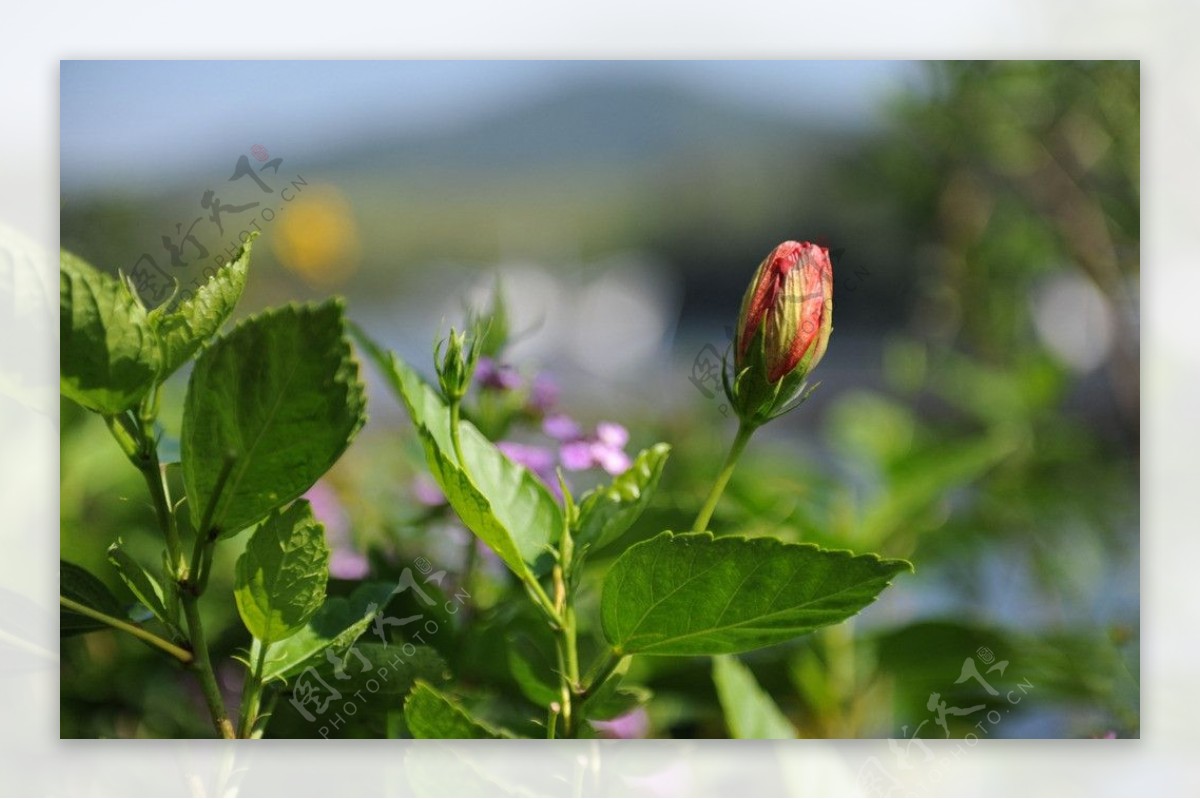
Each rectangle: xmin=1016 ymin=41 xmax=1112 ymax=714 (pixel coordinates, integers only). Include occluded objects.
xmin=270 ymin=184 xmax=360 ymax=287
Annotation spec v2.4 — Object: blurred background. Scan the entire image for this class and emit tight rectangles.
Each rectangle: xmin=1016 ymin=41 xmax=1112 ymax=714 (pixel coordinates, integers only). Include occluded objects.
xmin=59 ymin=60 xmax=1139 ymax=741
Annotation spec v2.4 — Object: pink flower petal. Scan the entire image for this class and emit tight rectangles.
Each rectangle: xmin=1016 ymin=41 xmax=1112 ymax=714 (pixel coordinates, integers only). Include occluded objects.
xmin=497 ymin=441 xmax=556 ymax=474
xmin=595 ymin=421 xmax=629 ymax=449
xmin=304 ymin=481 xmax=349 ymax=539
xmin=592 ymin=708 xmax=650 ymax=739
xmin=542 ymin=413 xmax=583 ymax=441
xmin=593 ymin=443 xmax=632 ymax=476
xmin=330 ymin=549 xmax=370 ymax=580
xmin=559 ymin=440 xmax=595 ymax=471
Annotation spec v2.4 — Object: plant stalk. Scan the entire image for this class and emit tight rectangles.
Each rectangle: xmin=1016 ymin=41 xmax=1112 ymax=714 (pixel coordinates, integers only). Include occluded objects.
xmin=238 ymin=640 xmax=270 ymax=739
xmin=107 ymin=405 xmax=236 ymax=739
xmin=549 ymin=562 xmax=583 ymax=738
xmin=131 ymin=434 xmax=185 ymax=583
xmin=691 ymin=421 xmax=756 ymax=531
xmin=448 ymin=401 xmax=467 ymax=468
xmin=60 ymin=596 xmax=193 ymax=664
xmin=181 ymin=592 xmax=236 ymax=739
xmin=448 ymin=400 xmax=481 ymax=597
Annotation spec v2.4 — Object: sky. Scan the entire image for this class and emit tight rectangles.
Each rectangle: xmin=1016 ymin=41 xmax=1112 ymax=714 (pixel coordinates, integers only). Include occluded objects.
xmin=60 ymin=60 xmax=921 ymax=192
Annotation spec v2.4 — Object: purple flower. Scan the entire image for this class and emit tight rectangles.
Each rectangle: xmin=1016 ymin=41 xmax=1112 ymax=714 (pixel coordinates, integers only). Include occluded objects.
xmin=559 ymin=439 xmax=595 ymax=471
xmin=305 ymin=481 xmax=348 ymax=538
xmin=475 ymin=357 xmax=521 ymax=391
xmin=591 ymin=707 xmax=650 ymax=739
xmin=497 ymin=441 xmax=556 ymax=476
xmin=329 ymin=549 xmax=370 ymax=581
xmin=596 ymin=421 xmax=629 ymax=450
xmin=498 ymin=441 xmax=565 ymax=500
xmin=591 ymin=441 xmax=631 ymax=475
xmin=529 ymin=373 xmax=559 ymax=412
xmin=557 ymin=421 xmax=633 ymax=476
xmin=542 ymin=413 xmax=583 ymax=441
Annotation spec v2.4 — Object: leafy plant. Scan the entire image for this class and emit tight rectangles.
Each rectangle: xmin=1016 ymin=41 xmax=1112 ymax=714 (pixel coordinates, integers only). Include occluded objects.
xmin=59 ymin=241 xmax=368 ymax=738
xmin=60 ymin=238 xmax=912 ymax=739
xmin=346 ymin=240 xmax=912 ymax=739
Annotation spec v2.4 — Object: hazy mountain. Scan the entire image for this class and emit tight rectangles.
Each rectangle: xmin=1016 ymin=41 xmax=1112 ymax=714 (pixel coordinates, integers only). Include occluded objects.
xmin=313 ymin=79 xmax=847 ymax=180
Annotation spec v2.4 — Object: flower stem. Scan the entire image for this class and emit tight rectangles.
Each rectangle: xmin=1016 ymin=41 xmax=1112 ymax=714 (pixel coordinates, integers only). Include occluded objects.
xmin=59 ymin=596 xmax=193 ymax=664
xmin=552 ymin=633 xmax=572 ymax=738
xmin=237 ymin=640 xmax=270 ymax=739
xmin=564 ymin=605 xmax=581 ymax=697
xmin=448 ymin=400 xmax=467 ymax=468
xmin=691 ymin=421 xmax=756 ymax=532
xmin=447 ymin=400 xmax=479 ymax=593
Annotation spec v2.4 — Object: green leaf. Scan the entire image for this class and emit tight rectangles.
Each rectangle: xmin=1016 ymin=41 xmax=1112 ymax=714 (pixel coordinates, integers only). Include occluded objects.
xmin=182 ymin=301 xmax=366 ymax=536
xmin=576 ymin=443 xmax=670 ymax=553
xmin=234 ymin=501 xmax=330 ymax=644
xmin=59 ymin=250 xmax=160 ymax=414
xmin=312 ymin=643 xmax=449 ymax=699
xmin=106 ymin=541 xmax=180 ymax=636
xmin=404 ymin=681 xmax=511 ymax=739
xmin=153 ymin=237 xmax=252 ymax=378
xmin=506 ymin=630 xmax=559 ymax=708
xmin=60 ymin=560 xmax=124 ymax=636
xmin=583 ymin=684 xmax=651 ymax=724
xmin=580 ymin=658 xmax=651 ymax=722
xmin=354 ymin=329 xmax=559 ymax=579
xmin=601 ymin=531 xmax=912 ymax=656
xmin=263 ymin=581 xmax=395 ymax=682
xmin=712 ymin=655 xmax=797 ymax=738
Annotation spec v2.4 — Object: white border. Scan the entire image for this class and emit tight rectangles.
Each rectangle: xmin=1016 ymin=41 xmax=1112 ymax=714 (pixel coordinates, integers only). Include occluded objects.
xmin=2 ymin=0 xmax=1192 ymax=795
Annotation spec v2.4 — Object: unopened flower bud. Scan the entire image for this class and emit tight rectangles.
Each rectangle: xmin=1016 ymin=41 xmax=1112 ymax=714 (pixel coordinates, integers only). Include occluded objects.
xmin=727 ymin=241 xmax=833 ymax=425
xmin=435 ymin=327 xmax=480 ymax=404
xmin=735 ymin=240 xmax=833 ymax=383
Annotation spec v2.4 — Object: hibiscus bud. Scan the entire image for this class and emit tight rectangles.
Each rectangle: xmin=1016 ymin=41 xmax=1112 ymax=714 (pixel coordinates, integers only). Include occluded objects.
xmin=735 ymin=240 xmax=833 ymax=383
xmin=727 ymin=241 xmax=833 ymax=426
xmin=435 ymin=326 xmax=481 ymax=404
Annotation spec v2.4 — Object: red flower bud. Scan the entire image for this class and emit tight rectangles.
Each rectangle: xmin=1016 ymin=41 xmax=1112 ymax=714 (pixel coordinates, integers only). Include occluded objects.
xmin=735 ymin=241 xmax=833 ymax=384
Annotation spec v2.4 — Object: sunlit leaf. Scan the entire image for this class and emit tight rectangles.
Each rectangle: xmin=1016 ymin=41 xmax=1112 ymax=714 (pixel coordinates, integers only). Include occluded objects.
xmin=404 ymin=681 xmax=512 ymax=739
xmin=581 ymin=658 xmax=651 ymax=722
xmin=234 ymin=501 xmax=330 ymax=645
xmin=154 ymin=238 xmax=252 ymax=377
xmin=601 ymin=531 xmax=911 ymax=656
xmin=263 ymin=581 xmax=395 ymax=683
xmin=107 ymin=540 xmax=180 ymax=636
xmin=182 ymin=301 xmax=366 ymax=536
xmin=59 ymin=250 xmax=159 ymax=414
xmin=576 ymin=444 xmax=670 ymax=553
xmin=354 ymin=329 xmax=559 ymax=580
